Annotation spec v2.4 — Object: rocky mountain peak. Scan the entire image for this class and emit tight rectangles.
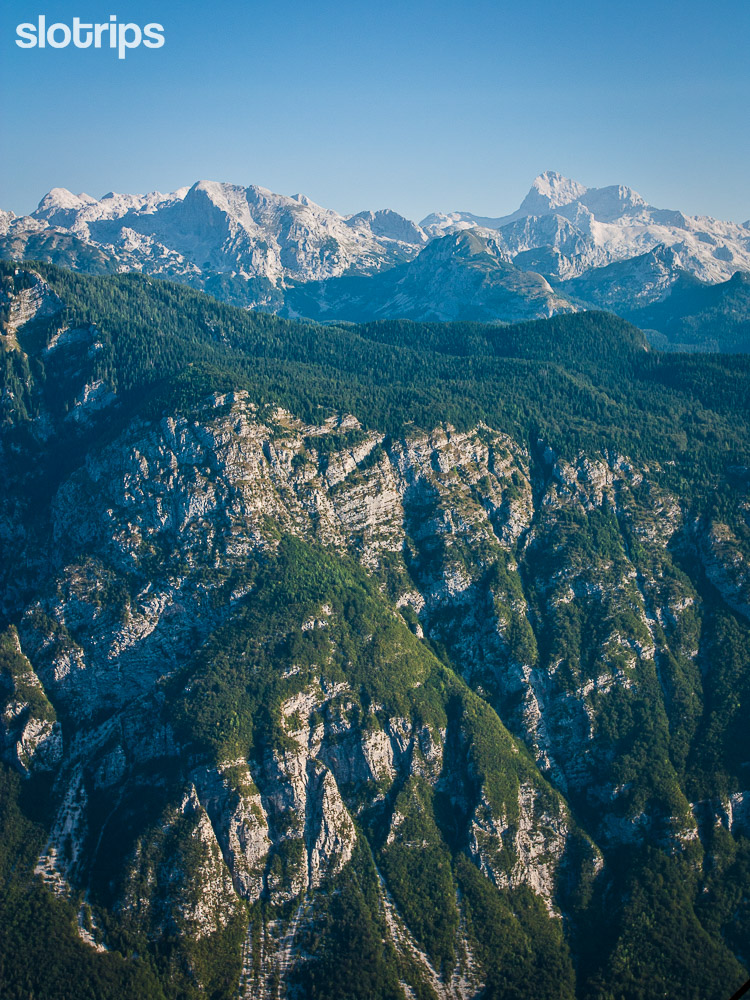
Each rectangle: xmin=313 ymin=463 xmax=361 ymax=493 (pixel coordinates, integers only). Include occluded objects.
xmin=36 ymin=188 xmax=97 ymax=213
xmin=579 ymin=183 xmax=649 ymax=222
xmin=345 ymin=208 xmax=428 ymax=244
xmin=34 ymin=188 xmax=99 ymax=228
xmin=423 ymin=228 xmax=505 ymax=261
xmin=418 ymin=173 xmax=750 ymax=287
xmin=3 ymin=173 xmax=750 ymax=321
xmin=290 ymin=192 xmax=318 ymax=207
xmin=518 ymin=170 xmax=589 ymax=216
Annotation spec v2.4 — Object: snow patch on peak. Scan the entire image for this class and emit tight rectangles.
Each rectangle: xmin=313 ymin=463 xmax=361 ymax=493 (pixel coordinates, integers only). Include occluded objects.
xmin=346 ymin=209 xmax=428 ymax=244
xmin=245 ymin=183 xmax=277 ymax=199
xmin=419 ymin=210 xmax=476 ymax=233
xmin=0 ymin=209 xmax=16 ymax=235
xmin=190 ymin=179 xmax=243 ymax=203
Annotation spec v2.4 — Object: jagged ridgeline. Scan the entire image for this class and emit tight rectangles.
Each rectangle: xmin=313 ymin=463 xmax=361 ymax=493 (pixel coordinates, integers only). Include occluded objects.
xmin=0 ymin=260 xmax=749 ymax=1000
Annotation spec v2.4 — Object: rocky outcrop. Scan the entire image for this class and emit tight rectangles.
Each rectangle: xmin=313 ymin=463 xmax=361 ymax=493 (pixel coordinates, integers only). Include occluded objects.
xmin=698 ymin=517 xmax=750 ymax=619
xmin=121 ymin=785 xmax=240 ymax=939
xmin=0 ymin=269 xmax=62 ymax=342
xmin=191 ymin=762 xmax=271 ymax=901
xmin=0 ymin=627 xmax=62 ymax=775
xmin=468 ymin=781 xmax=570 ymax=914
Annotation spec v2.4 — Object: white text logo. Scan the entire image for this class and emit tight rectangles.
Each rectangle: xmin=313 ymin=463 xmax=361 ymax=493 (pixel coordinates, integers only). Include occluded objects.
xmin=16 ymin=15 xmax=165 ymax=60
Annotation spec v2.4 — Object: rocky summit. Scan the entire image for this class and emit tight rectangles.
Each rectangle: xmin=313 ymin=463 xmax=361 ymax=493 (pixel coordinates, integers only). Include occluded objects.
xmin=0 ymin=261 xmax=749 ymax=999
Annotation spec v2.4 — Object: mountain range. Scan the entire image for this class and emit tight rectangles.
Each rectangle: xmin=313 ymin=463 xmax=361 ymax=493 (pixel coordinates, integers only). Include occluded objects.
xmin=2 ymin=171 xmax=749 ymax=346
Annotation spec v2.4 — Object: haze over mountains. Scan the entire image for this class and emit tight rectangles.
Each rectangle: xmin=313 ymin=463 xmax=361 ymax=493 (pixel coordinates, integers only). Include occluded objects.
xmin=1 ymin=171 xmax=749 ymax=345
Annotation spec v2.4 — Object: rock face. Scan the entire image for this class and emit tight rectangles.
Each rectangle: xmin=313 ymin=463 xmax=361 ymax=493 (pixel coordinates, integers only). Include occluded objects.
xmin=0 ymin=390 xmax=608 ymax=991
xmin=0 ymin=268 xmax=62 ymax=343
xmin=1 ymin=386 xmax=742 ymax=988
xmin=468 ymin=781 xmax=572 ymax=912
xmin=0 ymin=627 xmax=62 ymax=776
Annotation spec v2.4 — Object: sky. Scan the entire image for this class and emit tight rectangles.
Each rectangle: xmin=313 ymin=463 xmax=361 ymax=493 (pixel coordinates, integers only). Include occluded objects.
xmin=1 ymin=0 xmax=748 ymax=223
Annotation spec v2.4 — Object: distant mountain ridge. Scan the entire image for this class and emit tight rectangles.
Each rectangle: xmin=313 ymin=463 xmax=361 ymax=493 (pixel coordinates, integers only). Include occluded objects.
xmin=1 ymin=180 xmax=428 ymax=289
xmin=283 ymin=229 xmax=576 ymax=323
xmin=1 ymin=171 xmax=749 ymax=343
xmin=422 ymin=170 xmax=750 ymax=285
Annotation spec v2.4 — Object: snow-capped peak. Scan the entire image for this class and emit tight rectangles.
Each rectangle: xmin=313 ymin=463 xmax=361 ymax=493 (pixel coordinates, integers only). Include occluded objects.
xmin=519 ymin=171 xmax=589 ymax=216
xmin=36 ymin=187 xmax=97 ymax=214
xmin=8 ymin=174 xmax=749 ymax=300
xmin=9 ymin=178 xmax=429 ymax=289
xmin=0 ymin=209 xmax=16 ymax=236
xmin=579 ymin=184 xmax=648 ymax=222
xmin=345 ymin=209 xmax=428 ymax=244
xmin=420 ymin=172 xmax=750 ymax=284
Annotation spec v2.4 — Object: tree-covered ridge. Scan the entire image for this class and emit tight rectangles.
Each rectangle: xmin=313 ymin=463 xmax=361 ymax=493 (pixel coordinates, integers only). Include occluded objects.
xmin=629 ymin=271 xmax=750 ymax=353
xmin=2 ymin=261 xmax=749 ymax=485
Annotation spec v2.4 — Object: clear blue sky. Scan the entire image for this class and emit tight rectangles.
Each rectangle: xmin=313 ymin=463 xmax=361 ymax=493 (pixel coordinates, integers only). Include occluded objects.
xmin=1 ymin=0 xmax=748 ymax=223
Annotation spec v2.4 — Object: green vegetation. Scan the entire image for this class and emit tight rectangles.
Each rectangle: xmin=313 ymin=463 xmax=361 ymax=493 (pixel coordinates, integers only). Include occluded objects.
xmin=2 ymin=260 xmax=750 ymax=999
xmin=380 ymin=777 xmax=459 ymax=972
xmin=0 ymin=626 xmax=56 ymax=724
xmin=172 ymin=536 xmax=443 ymax=763
xmin=585 ymin=849 xmax=747 ymax=1000
xmin=292 ymin=840 xmax=404 ymax=1000
xmin=630 ymin=271 xmax=750 ymax=353
xmin=0 ymin=766 xmax=166 ymax=1000
xmin=457 ymin=856 xmax=576 ymax=1000
xmin=2 ymin=261 xmax=749 ymax=492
